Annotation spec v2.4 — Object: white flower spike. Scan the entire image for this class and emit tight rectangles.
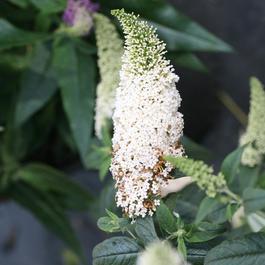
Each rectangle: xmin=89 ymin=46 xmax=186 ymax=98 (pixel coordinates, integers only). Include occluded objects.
xmin=94 ymin=13 xmax=123 ymax=138
xmin=240 ymin=77 xmax=265 ymax=167
xmin=110 ymin=9 xmax=184 ymax=218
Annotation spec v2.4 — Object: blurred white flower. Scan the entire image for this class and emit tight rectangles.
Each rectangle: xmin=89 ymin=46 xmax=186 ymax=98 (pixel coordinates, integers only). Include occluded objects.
xmin=94 ymin=13 xmax=123 ymax=139
xmin=137 ymin=241 xmax=190 ymax=265
xmin=110 ymin=10 xmax=184 ymax=219
xmin=240 ymin=77 xmax=265 ymax=167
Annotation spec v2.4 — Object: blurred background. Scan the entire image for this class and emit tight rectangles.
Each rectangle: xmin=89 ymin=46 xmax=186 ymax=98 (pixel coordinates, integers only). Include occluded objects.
xmin=0 ymin=0 xmax=264 ymax=264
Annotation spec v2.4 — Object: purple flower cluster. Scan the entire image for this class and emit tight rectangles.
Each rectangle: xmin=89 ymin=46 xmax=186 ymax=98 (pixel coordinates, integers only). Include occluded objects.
xmin=63 ymin=0 xmax=99 ymax=26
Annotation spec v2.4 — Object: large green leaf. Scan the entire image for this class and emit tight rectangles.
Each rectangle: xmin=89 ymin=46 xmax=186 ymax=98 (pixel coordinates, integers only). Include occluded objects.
xmin=205 ymin=233 xmax=265 ymax=265
xmin=9 ymin=182 xmax=85 ymax=261
xmin=243 ymin=188 xmax=265 ymax=214
xmin=15 ymin=44 xmax=57 ymax=126
xmin=221 ymin=146 xmax=244 ymax=182
xmin=196 ymin=197 xmax=226 ymax=224
xmin=92 ymin=237 xmax=142 ymax=265
xmin=0 ymin=19 xmax=46 ymax=50
xmin=29 ymin=0 xmax=66 ymax=13
xmin=156 ymin=201 xmax=177 ymax=234
xmin=53 ymin=38 xmax=96 ymax=163
xmin=232 ymin=165 xmax=260 ymax=195
xmin=135 ymin=216 xmax=158 ymax=245
xmin=18 ymin=163 xmax=92 ymax=210
xmin=103 ymin=0 xmax=232 ymax=52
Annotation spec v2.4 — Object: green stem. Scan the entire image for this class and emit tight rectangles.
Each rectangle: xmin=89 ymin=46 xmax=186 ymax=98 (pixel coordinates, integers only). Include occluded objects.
xmin=218 ymin=90 xmax=248 ymax=127
xmin=222 ymin=187 xmax=242 ymax=204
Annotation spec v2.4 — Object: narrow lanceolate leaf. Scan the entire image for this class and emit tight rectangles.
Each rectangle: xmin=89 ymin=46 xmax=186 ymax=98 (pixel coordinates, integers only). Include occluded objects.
xmin=53 ymin=38 xmax=96 ymax=163
xmin=18 ymin=163 xmax=92 ymax=210
xmin=152 ymin=21 xmax=231 ymax=52
xmin=92 ymin=237 xmax=142 ymax=265
xmin=15 ymin=44 xmax=57 ymax=126
xmin=243 ymin=188 xmax=265 ymax=214
xmin=205 ymin=233 xmax=265 ymax=265
xmin=0 ymin=19 xmax=46 ymax=50
xmin=8 ymin=0 xmax=29 ymax=8
xmin=29 ymin=0 xmax=66 ymax=13
xmin=135 ymin=216 xmax=158 ymax=245
xmin=9 ymin=182 xmax=84 ymax=261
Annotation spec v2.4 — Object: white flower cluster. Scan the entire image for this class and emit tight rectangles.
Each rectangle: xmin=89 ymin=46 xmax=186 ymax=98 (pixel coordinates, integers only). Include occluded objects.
xmin=137 ymin=241 xmax=190 ymax=265
xmin=110 ymin=9 xmax=184 ymax=218
xmin=94 ymin=13 xmax=123 ymax=138
xmin=240 ymin=77 xmax=265 ymax=167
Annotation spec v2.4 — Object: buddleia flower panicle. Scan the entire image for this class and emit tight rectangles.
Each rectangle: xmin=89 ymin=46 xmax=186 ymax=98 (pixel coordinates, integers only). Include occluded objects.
xmin=240 ymin=77 xmax=265 ymax=167
xmin=63 ymin=0 xmax=99 ymax=36
xmin=166 ymin=156 xmax=227 ymax=198
xmin=137 ymin=241 xmax=190 ymax=265
xmin=110 ymin=9 xmax=184 ymax=219
xmin=94 ymin=13 xmax=123 ymax=139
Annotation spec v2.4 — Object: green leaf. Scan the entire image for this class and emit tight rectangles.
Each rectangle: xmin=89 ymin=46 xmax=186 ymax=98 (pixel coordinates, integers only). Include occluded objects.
xmin=156 ymin=201 xmax=177 ymax=234
xmin=99 ymin=156 xmax=111 ymax=181
xmin=196 ymin=197 xmax=223 ymax=224
xmin=9 ymin=182 xmax=85 ymax=262
xmin=29 ymin=0 xmax=66 ymax=13
xmin=186 ymin=222 xmax=225 ymax=243
xmin=8 ymin=0 xmax=29 ymax=8
xmin=101 ymin=123 xmax=112 ymax=147
xmin=92 ymin=237 xmax=142 ymax=265
xmin=168 ymin=52 xmax=208 ymax=73
xmin=97 ymin=217 xmax=120 ymax=233
xmin=0 ymin=19 xmax=46 ymax=50
xmin=243 ymin=188 xmax=265 ymax=214
xmin=135 ymin=216 xmax=158 ymax=245
xmin=15 ymin=44 xmax=57 ymax=126
xmin=177 ymin=236 xmax=187 ymax=258
xmin=0 ymin=52 xmax=31 ymax=70
xmin=152 ymin=21 xmax=230 ymax=52
xmin=104 ymin=0 xmax=232 ymax=52
xmin=226 ymin=203 xmax=239 ymax=221
xmin=97 ymin=209 xmax=123 ymax=233
xmin=181 ymin=136 xmax=211 ymax=161
xmin=221 ymin=146 xmax=244 ymax=182
xmin=247 ymin=211 xmax=265 ymax=232
xmin=231 ymin=165 xmax=260 ymax=195
xmin=205 ymin=233 xmax=265 ymax=265
xmin=18 ymin=163 xmax=92 ymax=210
xmin=97 ymin=211 xmax=131 ymax=234
xmin=53 ymin=38 xmax=96 ymax=163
